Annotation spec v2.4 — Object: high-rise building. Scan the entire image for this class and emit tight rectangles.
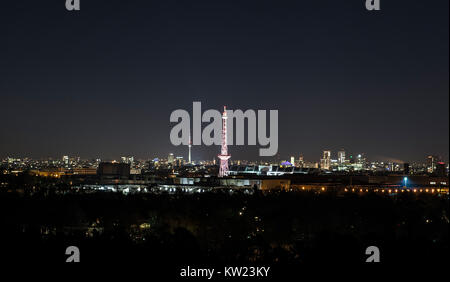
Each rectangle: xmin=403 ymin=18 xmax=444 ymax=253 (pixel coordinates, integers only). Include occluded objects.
xmin=356 ymin=153 xmax=366 ymax=168
xmin=175 ymin=156 xmax=184 ymax=166
xmin=320 ymin=150 xmax=331 ymax=170
xmin=168 ymin=153 xmax=175 ymax=164
xmin=62 ymin=155 xmax=69 ymax=166
xmin=121 ymin=156 xmax=134 ymax=165
xmin=298 ymin=155 xmax=304 ymax=167
xmin=427 ymin=155 xmax=438 ymax=173
xmin=290 ymin=156 xmax=295 ymax=167
xmin=337 ymin=149 xmax=345 ymax=164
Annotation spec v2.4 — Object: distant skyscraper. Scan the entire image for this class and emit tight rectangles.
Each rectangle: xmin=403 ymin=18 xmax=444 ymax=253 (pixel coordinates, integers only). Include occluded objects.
xmin=218 ymin=106 xmax=231 ymax=177
xmin=356 ymin=154 xmax=365 ymax=164
xmin=62 ymin=155 xmax=69 ymax=166
xmin=168 ymin=153 xmax=175 ymax=164
xmin=338 ymin=149 xmax=345 ymax=164
xmin=290 ymin=156 xmax=295 ymax=167
xmin=427 ymin=155 xmax=438 ymax=173
xmin=175 ymin=156 xmax=184 ymax=166
xmin=298 ymin=155 xmax=304 ymax=167
xmin=320 ymin=150 xmax=331 ymax=170
xmin=121 ymin=156 xmax=134 ymax=165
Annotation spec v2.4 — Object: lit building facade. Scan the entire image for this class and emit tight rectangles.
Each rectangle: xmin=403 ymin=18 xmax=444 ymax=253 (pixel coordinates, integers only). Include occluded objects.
xmin=320 ymin=150 xmax=331 ymax=170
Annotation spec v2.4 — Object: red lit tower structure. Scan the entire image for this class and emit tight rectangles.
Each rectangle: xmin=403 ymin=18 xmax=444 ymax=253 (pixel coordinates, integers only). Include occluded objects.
xmin=218 ymin=106 xmax=231 ymax=177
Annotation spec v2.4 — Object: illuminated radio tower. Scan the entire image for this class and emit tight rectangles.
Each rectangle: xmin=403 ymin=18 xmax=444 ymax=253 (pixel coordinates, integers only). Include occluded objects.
xmin=218 ymin=106 xmax=231 ymax=177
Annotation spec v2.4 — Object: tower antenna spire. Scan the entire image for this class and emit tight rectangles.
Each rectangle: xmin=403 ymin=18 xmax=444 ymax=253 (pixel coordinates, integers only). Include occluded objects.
xmin=218 ymin=106 xmax=230 ymax=177
xmin=188 ymin=134 xmax=192 ymax=164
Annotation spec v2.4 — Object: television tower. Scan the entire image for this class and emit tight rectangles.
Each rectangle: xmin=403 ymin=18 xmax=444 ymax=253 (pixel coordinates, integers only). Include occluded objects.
xmin=188 ymin=134 xmax=192 ymax=164
xmin=218 ymin=106 xmax=231 ymax=177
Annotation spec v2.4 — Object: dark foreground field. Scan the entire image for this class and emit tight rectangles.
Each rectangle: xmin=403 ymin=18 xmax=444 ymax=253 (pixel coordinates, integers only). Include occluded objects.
xmin=1 ymin=184 xmax=449 ymax=272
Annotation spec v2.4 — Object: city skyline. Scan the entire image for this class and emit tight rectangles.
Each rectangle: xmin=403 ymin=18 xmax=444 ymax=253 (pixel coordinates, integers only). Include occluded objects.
xmin=2 ymin=149 xmax=447 ymax=165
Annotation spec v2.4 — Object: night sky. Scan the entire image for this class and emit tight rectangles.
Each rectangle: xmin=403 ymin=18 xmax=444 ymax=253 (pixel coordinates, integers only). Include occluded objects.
xmin=0 ymin=0 xmax=448 ymax=162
